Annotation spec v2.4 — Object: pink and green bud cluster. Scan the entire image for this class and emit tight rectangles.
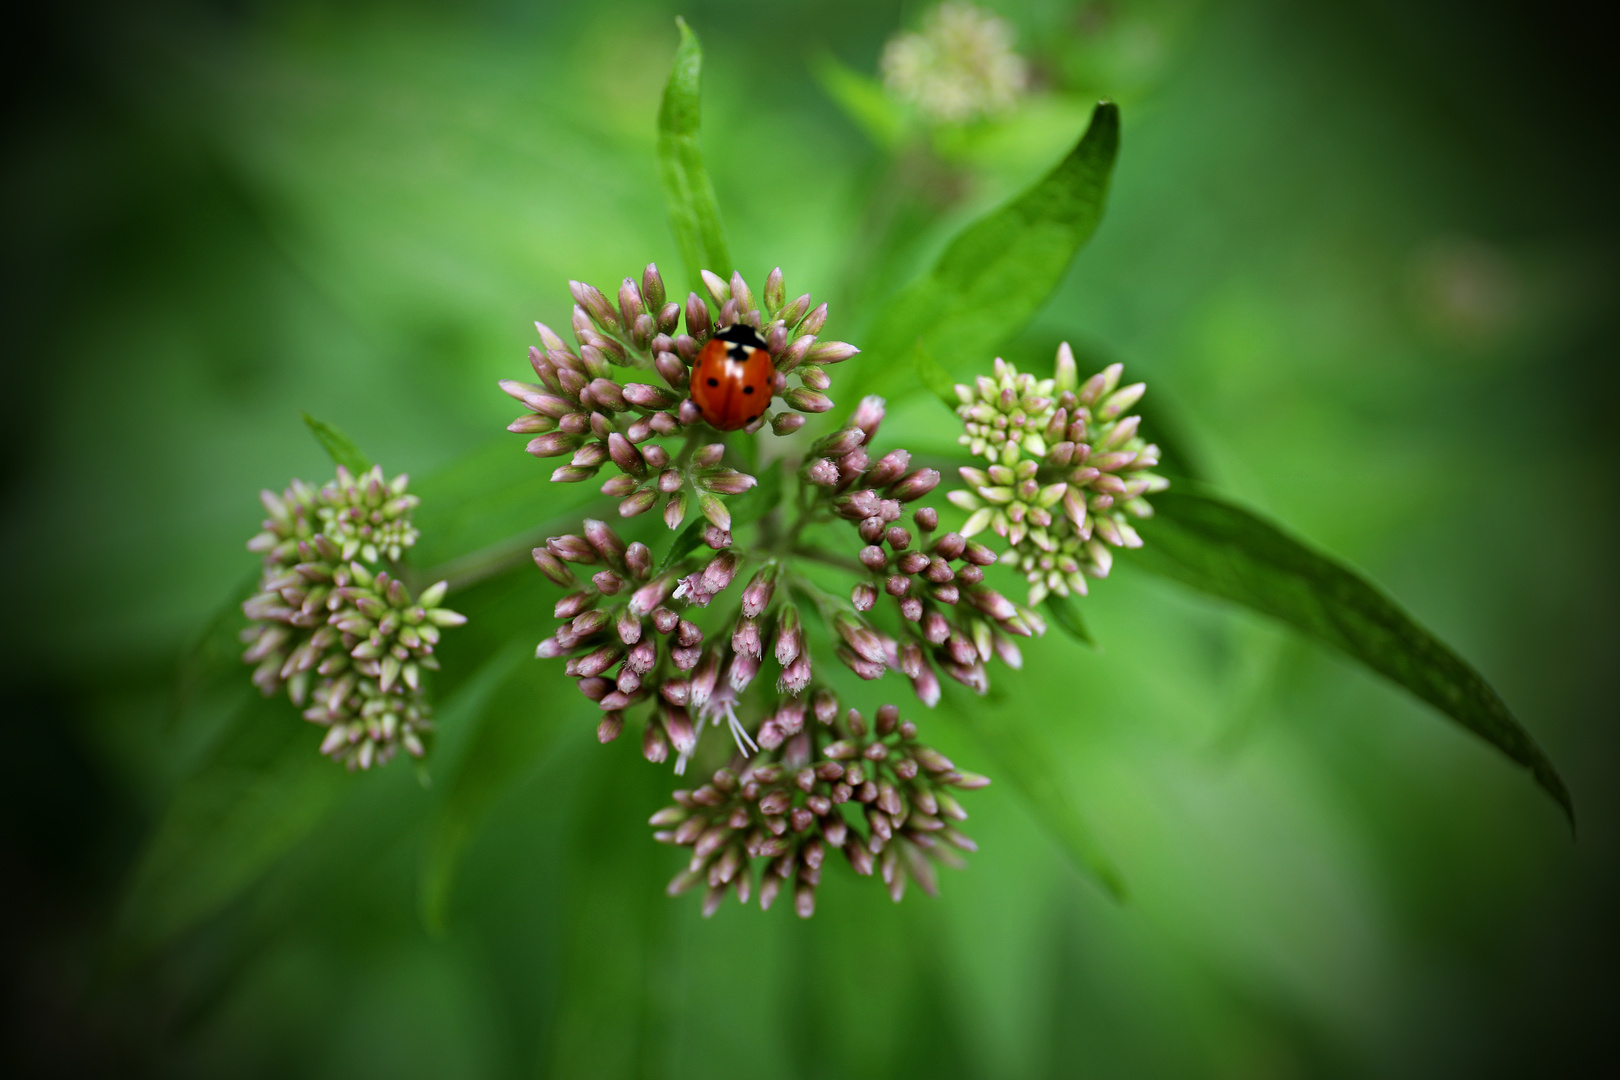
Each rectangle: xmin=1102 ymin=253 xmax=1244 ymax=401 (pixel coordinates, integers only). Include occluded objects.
xmin=651 ymin=699 xmax=987 ymax=917
xmin=241 ymin=466 xmax=466 ymax=770
xmin=501 ymin=265 xmax=856 ymax=530
xmin=520 ymin=262 xmax=998 ymax=917
xmin=948 ymin=344 xmax=1169 ymax=605
xmin=811 ymin=396 xmax=1043 ymax=703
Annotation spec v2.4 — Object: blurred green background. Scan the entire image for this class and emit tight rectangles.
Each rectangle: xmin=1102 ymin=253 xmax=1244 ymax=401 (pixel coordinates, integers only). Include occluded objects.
xmin=2 ymin=0 xmax=1615 ymax=1076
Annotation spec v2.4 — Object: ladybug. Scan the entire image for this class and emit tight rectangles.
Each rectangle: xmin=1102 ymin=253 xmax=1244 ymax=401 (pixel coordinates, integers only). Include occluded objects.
xmin=690 ymin=324 xmax=774 ymax=431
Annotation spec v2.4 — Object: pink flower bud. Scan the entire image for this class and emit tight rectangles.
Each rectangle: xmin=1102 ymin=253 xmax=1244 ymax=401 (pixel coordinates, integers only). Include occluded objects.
xmin=628 ymin=573 xmax=675 ymax=616
xmin=778 ymin=653 xmax=812 ymax=695
xmin=771 ymin=412 xmax=806 ymax=435
xmin=806 ymin=341 xmax=858 ymax=365
xmin=532 ymin=549 xmax=575 ymax=586
xmin=662 ymin=706 xmax=697 ymax=756
xmin=783 ymin=388 xmax=833 ymax=413
xmin=775 ymin=333 xmax=816 ymax=371
xmin=642 ymin=720 xmax=670 ymax=763
xmin=889 ymin=468 xmax=940 ymax=502
xmin=582 ymin=519 xmax=627 ymax=567
xmin=618 ymin=490 xmax=658 ymax=517
xmin=525 ymin=432 xmax=583 ymax=458
xmin=804 ymin=458 xmax=838 ymax=486
xmin=740 ymin=569 xmax=776 ymax=617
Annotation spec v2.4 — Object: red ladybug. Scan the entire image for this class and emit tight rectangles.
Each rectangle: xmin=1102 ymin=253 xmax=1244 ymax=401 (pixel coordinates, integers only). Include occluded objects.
xmin=690 ymin=324 xmax=774 ymax=431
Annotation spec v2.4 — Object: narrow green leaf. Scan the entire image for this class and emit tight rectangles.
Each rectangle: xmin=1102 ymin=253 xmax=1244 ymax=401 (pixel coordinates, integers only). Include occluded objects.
xmin=914 ymin=342 xmax=960 ymax=409
xmin=660 ymin=516 xmax=709 ymax=575
xmin=418 ymin=644 xmax=572 ymax=933
xmin=1042 ymin=594 xmax=1095 ymax=647
xmin=658 ymin=17 xmax=731 ymax=295
xmin=301 ymin=412 xmax=371 ymax=474
xmin=853 ymin=101 xmax=1121 ymax=401
xmin=1126 ymin=489 xmax=1575 ymax=827
xmin=725 ymin=458 xmax=783 ymax=531
xmin=940 ymin=689 xmax=1125 ymax=899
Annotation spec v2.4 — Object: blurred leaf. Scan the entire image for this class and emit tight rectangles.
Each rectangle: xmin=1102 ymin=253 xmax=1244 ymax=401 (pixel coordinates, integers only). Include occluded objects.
xmin=410 ymin=438 xmax=610 ymax=588
xmin=543 ymin=744 xmax=674 ymax=1077
xmin=813 ymin=53 xmax=905 ymax=150
xmin=119 ymin=694 xmax=349 ymax=951
xmin=418 ymin=643 xmax=572 ymax=933
xmin=941 ymin=688 xmax=1125 ymax=899
xmin=658 ymin=459 xmax=783 ymax=573
xmin=1127 ymin=489 xmax=1575 ymax=827
xmin=1043 ymin=594 xmax=1095 ymax=647
xmin=853 ymin=101 xmax=1121 ymax=401
xmin=658 ymin=16 xmax=732 ymax=295
xmin=301 ymin=412 xmax=371 ymax=473
xmin=913 ymin=342 xmax=959 ymax=408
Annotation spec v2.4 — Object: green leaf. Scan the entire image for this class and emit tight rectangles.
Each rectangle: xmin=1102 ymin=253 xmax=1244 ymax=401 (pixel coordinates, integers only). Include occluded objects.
xmin=301 ymin=412 xmax=371 ymax=474
xmin=119 ymin=694 xmax=350 ymax=951
xmin=418 ymin=643 xmax=574 ymax=934
xmin=1126 ymin=489 xmax=1574 ymax=828
xmin=725 ymin=458 xmax=783 ymax=531
xmin=913 ymin=342 xmax=960 ymax=409
xmin=409 ymin=437 xmax=609 ymax=587
xmin=853 ymin=101 xmax=1121 ymax=402
xmin=658 ymin=459 xmax=783 ymax=573
xmin=1042 ymin=594 xmax=1095 ymax=647
xmin=658 ymin=17 xmax=731 ymax=296
xmin=939 ymin=688 xmax=1125 ymax=899
xmin=812 ymin=53 xmax=905 ymax=150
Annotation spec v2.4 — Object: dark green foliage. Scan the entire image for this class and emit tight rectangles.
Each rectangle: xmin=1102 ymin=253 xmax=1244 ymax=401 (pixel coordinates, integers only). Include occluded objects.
xmin=1127 ymin=490 xmax=1573 ymax=827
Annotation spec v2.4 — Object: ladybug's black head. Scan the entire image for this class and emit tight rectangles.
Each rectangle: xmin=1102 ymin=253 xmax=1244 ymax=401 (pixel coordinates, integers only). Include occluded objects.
xmin=715 ymin=323 xmax=767 ymax=349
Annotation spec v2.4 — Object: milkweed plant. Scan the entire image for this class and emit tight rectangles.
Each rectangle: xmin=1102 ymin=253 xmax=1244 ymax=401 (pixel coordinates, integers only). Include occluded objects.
xmin=235 ymin=9 xmax=1571 ymax=921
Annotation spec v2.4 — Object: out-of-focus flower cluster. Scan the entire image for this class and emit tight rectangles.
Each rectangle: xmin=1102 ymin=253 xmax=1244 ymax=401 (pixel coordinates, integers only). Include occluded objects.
xmin=500 ymin=265 xmax=857 ymax=530
xmin=881 ymin=2 xmax=1029 ymax=124
xmin=949 ymin=344 xmax=1169 ymax=606
xmin=241 ymin=466 xmax=466 ymax=770
xmin=651 ymin=699 xmax=987 ymax=917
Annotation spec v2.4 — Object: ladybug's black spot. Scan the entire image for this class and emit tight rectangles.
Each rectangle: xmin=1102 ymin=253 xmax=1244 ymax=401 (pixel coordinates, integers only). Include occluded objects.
xmin=706 ymin=377 xmax=720 ymax=387
xmin=743 ymin=385 xmax=756 ymax=394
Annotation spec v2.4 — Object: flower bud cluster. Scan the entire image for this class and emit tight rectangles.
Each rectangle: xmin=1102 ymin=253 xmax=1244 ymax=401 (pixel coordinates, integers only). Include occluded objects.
xmin=806 ymin=395 xmax=1044 ymax=703
xmin=881 ymin=2 xmax=1029 ymax=125
xmin=532 ymin=518 xmax=715 ymax=757
xmin=502 ymin=264 xmax=857 ymax=529
xmin=241 ymin=466 xmax=467 ymax=769
xmin=650 ymin=699 xmax=987 ymax=917
xmin=949 ymin=344 xmax=1169 ymax=605
xmin=518 ymin=266 xmax=1002 ymax=917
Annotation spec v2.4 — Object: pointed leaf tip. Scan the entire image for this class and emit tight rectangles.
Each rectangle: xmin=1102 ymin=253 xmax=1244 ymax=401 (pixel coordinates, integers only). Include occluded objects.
xmin=302 ymin=413 xmax=372 ymax=474
xmin=658 ymin=16 xmax=731 ymax=295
